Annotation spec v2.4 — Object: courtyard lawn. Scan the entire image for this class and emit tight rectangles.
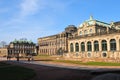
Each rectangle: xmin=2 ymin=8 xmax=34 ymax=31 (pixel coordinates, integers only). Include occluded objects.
xmin=54 ymin=60 xmax=120 ymax=66
xmin=34 ymin=55 xmax=120 ymax=66
xmin=0 ymin=62 xmax=36 ymax=80
xmin=0 ymin=62 xmax=10 ymax=66
xmin=33 ymin=55 xmax=54 ymax=61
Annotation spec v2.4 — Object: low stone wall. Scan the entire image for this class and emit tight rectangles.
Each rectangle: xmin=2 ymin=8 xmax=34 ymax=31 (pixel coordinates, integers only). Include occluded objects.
xmin=63 ymin=53 xmax=120 ymax=63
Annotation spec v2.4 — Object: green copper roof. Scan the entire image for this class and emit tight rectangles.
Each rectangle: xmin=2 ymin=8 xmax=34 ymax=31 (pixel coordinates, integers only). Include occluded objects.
xmin=79 ymin=16 xmax=110 ymax=28
xmin=13 ymin=39 xmax=18 ymax=43
xmin=11 ymin=39 xmax=34 ymax=44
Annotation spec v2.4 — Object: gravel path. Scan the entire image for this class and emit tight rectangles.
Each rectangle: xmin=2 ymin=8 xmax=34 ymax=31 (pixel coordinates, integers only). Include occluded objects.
xmin=4 ymin=60 xmax=120 ymax=80
xmin=6 ymin=61 xmax=94 ymax=80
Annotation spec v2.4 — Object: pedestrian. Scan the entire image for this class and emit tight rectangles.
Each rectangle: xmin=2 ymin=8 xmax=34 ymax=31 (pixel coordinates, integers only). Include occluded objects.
xmin=7 ymin=56 xmax=9 ymax=60
xmin=7 ymin=56 xmax=11 ymax=60
xmin=16 ymin=56 xmax=19 ymax=61
xmin=28 ymin=56 xmax=31 ymax=62
xmin=31 ymin=56 xmax=34 ymax=61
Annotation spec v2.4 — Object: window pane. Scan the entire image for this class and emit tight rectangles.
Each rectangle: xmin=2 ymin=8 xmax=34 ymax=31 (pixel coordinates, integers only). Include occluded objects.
xmin=75 ymin=43 xmax=79 ymax=52
xmin=81 ymin=42 xmax=85 ymax=51
xmin=70 ymin=43 xmax=74 ymax=52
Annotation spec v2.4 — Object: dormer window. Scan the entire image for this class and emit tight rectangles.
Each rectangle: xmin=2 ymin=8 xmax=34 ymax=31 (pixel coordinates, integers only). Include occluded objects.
xmin=79 ymin=31 xmax=82 ymax=35
xmin=89 ymin=29 xmax=92 ymax=33
xmin=84 ymin=30 xmax=88 ymax=35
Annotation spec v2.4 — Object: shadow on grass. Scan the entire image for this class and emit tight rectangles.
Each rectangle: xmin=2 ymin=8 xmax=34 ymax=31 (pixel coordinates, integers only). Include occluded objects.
xmin=0 ymin=61 xmax=36 ymax=80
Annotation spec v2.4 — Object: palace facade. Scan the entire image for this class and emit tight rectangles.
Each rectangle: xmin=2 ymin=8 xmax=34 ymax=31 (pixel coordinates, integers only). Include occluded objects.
xmin=8 ymin=39 xmax=36 ymax=57
xmin=0 ymin=39 xmax=36 ymax=57
xmin=38 ymin=16 xmax=120 ymax=61
xmin=38 ymin=25 xmax=77 ymax=55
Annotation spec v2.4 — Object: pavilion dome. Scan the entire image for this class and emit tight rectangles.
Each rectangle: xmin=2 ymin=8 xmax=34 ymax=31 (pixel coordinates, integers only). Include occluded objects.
xmin=78 ymin=16 xmax=110 ymax=28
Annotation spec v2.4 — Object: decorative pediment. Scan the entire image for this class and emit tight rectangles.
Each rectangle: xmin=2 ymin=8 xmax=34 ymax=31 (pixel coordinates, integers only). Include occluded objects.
xmin=78 ymin=16 xmax=110 ymax=28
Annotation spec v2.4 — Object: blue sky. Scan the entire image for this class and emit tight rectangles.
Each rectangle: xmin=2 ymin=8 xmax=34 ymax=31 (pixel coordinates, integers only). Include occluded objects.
xmin=0 ymin=0 xmax=120 ymax=44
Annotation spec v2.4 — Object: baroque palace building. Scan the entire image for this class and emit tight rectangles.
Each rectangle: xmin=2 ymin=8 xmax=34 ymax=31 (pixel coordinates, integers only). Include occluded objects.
xmin=38 ymin=16 xmax=120 ymax=61
xmin=0 ymin=38 xmax=36 ymax=57
xmin=38 ymin=25 xmax=77 ymax=55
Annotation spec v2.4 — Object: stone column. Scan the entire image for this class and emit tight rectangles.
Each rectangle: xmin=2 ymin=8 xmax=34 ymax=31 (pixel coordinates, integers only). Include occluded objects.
xmin=92 ymin=41 xmax=94 ymax=52
xmin=92 ymin=41 xmax=94 ymax=57
xmin=68 ymin=42 xmax=70 ymax=53
xmin=107 ymin=39 xmax=110 ymax=51
xmin=85 ymin=41 xmax=87 ymax=57
xmin=116 ymin=38 xmax=119 ymax=51
xmin=73 ymin=42 xmax=75 ymax=52
xmin=99 ymin=40 xmax=102 ymax=51
xmin=99 ymin=39 xmax=102 ymax=58
xmin=79 ymin=42 xmax=81 ymax=52
xmin=107 ymin=39 xmax=110 ymax=58
xmin=85 ymin=41 xmax=87 ymax=52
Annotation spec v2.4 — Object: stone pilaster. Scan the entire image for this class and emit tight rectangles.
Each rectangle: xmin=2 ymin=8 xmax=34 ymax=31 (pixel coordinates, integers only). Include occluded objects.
xmin=79 ymin=42 xmax=81 ymax=52
xmin=73 ymin=42 xmax=75 ymax=52
xmin=116 ymin=38 xmax=119 ymax=51
xmin=107 ymin=39 xmax=110 ymax=51
xmin=99 ymin=40 xmax=102 ymax=51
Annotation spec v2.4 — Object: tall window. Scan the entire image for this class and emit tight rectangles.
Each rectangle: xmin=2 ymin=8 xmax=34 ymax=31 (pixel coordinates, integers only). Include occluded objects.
xmin=81 ymin=42 xmax=85 ymax=51
xmin=94 ymin=41 xmax=99 ymax=51
xmin=89 ymin=29 xmax=92 ymax=33
xmin=110 ymin=39 xmax=116 ymax=51
xmin=84 ymin=30 xmax=88 ymax=35
xmin=87 ymin=41 xmax=92 ymax=51
xmin=102 ymin=40 xmax=107 ymax=51
xmin=70 ymin=43 xmax=74 ymax=52
xmin=75 ymin=43 xmax=79 ymax=52
xmin=79 ymin=31 xmax=82 ymax=35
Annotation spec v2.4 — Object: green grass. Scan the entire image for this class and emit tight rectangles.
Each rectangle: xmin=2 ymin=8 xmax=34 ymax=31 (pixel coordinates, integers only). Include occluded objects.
xmin=0 ymin=62 xmax=36 ymax=80
xmin=54 ymin=60 xmax=120 ymax=66
xmin=34 ymin=55 xmax=120 ymax=66
xmin=0 ymin=62 xmax=10 ymax=66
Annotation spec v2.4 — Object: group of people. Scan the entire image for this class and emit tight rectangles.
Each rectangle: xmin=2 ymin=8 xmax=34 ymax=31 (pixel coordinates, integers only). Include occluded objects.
xmin=6 ymin=55 xmax=34 ymax=61
xmin=28 ymin=55 xmax=34 ymax=61
xmin=7 ymin=56 xmax=11 ymax=60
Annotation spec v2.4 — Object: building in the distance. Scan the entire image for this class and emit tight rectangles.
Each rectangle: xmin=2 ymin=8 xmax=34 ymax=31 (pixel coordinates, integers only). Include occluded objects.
xmin=0 ymin=47 xmax=8 ymax=57
xmin=7 ymin=39 xmax=36 ymax=57
xmin=38 ymin=25 xmax=77 ymax=55
xmin=38 ymin=16 xmax=120 ymax=62
xmin=0 ymin=39 xmax=36 ymax=57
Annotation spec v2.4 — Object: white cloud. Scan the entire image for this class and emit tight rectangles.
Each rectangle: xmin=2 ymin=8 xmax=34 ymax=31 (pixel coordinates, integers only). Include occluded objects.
xmin=1 ymin=0 xmax=76 ymax=43
xmin=20 ymin=0 xmax=39 ymax=17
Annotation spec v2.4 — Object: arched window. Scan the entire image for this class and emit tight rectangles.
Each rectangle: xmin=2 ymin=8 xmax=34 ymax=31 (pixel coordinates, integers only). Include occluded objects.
xmin=75 ymin=43 xmax=79 ymax=52
xmin=110 ymin=39 xmax=116 ymax=51
xmin=79 ymin=31 xmax=82 ymax=35
xmin=87 ymin=41 xmax=92 ymax=51
xmin=102 ymin=40 xmax=107 ymax=51
xmin=84 ymin=30 xmax=88 ymax=35
xmin=70 ymin=43 xmax=74 ymax=52
xmin=81 ymin=42 xmax=85 ymax=51
xmin=94 ymin=41 xmax=99 ymax=51
xmin=89 ymin=29 xmax=92 ymax=33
